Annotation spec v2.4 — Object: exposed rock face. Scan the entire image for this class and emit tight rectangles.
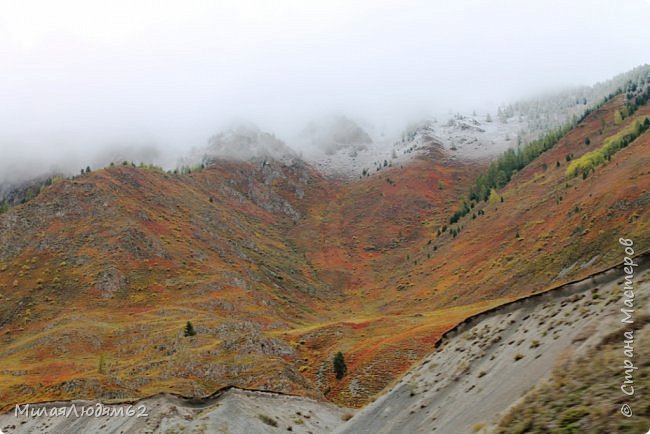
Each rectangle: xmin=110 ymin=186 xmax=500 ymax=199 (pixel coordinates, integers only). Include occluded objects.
xmin=95 ymin=266 xmax=126 ymax=298
xmin=217 ymin=321 xmax=296 ymax=357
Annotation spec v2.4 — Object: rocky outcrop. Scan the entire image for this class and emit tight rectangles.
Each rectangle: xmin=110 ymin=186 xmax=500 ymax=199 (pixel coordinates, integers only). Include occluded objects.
xmin=95 ymin=266 xmax=126 ymax=298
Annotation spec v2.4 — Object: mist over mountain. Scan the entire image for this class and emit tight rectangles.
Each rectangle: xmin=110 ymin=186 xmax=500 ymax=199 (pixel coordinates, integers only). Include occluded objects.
xmin=2 ymin=2 xmax=650 ymax=433
xmin=204 ymin=124 xmax=298 ymax=162
xmin=301 ymin=115 xmax=373 ymax=157
xmin=2 ymin=1 xmax=650 ymax=187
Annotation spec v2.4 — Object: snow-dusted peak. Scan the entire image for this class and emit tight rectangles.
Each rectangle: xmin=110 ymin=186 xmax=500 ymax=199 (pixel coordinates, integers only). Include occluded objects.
xmin=205 ymin=124 xmax=298 ymax=162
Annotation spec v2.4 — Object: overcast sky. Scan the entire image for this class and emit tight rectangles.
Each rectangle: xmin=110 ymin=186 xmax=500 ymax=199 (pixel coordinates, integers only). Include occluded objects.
xmin=1 ymin=0 xmax=650 ymax=180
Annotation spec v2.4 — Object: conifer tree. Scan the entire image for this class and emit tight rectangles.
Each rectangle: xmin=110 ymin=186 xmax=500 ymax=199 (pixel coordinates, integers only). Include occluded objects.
xmin=184 ymin=321 xmax=196 ymax=337
xmin=333 ymin=352 xmax=347 ymax=380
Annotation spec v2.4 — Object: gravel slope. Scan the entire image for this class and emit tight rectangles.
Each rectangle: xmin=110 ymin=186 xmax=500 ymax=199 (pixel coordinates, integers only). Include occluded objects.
xmin=0 ymin=388 xmax=350 ymax=434
xmin=334 ymin=255 xmax=650 ymax=434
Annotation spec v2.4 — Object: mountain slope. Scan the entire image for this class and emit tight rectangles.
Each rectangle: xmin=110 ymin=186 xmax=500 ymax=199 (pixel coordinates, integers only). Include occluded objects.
xmin=0 ymin=91 xmax=649 ymax=412
xmin=3 ymin=253 xmax=645 ymax=434
xmin=0 ymin=387 xmax=350 ymax=434
xmin=334 ymin=254 xmax=650 ymax=434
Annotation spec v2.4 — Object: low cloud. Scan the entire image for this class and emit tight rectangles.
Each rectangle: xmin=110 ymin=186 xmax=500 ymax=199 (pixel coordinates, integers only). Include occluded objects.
xmin=1 ymin=0 xmax=649 ymax=183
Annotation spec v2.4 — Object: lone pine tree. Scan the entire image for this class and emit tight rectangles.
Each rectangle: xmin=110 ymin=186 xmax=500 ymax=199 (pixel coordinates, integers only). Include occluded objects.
xmin=184 ymin=321 xmax=196 ymax=337
xmin=333 ymin=351 xmax=347 ymax=380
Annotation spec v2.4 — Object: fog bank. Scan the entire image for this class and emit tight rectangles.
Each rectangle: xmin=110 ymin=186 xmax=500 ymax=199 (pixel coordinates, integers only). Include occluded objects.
xmin=1 ymin=0 xmax=650 ymax=183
